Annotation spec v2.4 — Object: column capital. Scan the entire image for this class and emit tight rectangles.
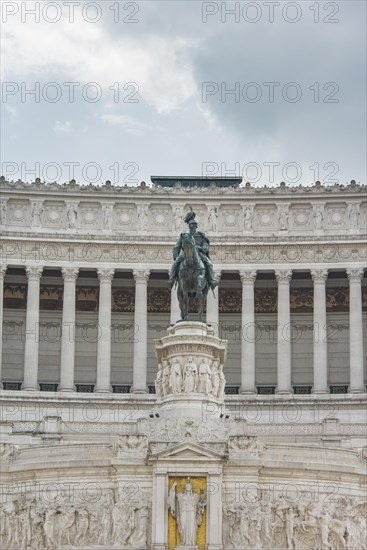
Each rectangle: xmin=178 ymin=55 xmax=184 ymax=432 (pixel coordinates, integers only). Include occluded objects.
xmin=239 ymin=270 xmax=257 ymax=283
xmin=0 ymin=264 xmax=7 ymax=279
xmin=311 ymin=269 xmax=328 ymax=283
xmin=25 ymin=266 xmax=43 ymax=280
xmin=97 ymin=268 xmax=115 ymax=283
xmin=62 ymin=267 xmax=79 ymax=281
xmin=346 ymin=268 xmax=364 ymax=282
xmin=275 ymin=269 xmax=292 ymax=282
xmin=133 ymin=269 xmax=150 ymax=283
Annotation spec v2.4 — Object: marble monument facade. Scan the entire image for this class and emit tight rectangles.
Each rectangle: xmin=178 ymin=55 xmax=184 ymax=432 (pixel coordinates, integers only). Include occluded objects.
xmin=0 ymin=177 xmax=366 ymax=549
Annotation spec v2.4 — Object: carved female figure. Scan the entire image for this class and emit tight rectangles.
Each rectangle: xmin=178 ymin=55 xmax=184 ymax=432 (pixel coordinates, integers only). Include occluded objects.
xmin=243 ymin=207 xmax=253 ymax=231
xmin=197 ymin=358 xmax=212 ymax=394
xmin=183 ymin=357 xmax=198 ymax=393
xmin=217 ymin=364 xmax=226 ymax=399
xmin=211 ymin=360 xmax=220 ymax=397
xmin=208 ymin=207 xmax=218 ymax=232
xmin=162 ymin=360 xmax=171 ymax=397
xmin=169 ymin=358 xmax=183 ymax=394
xmin=155 ymin=363 xmax=164 ymax=398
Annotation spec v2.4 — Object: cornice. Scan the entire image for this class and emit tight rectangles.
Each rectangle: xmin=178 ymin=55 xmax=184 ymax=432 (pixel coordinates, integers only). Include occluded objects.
xmin=1 ymin=177 xmax=366 ymax=198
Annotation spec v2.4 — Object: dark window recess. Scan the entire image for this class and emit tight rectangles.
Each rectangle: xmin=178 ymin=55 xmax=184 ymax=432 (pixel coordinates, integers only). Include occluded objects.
xmin=257 ymin=386 xmax=276 ymax=395
xmin=225 ymin=386 xmax=239 ymax=395
xmin=39 ymin=383 xmax=58 ymax=392
xmin=329 ymin=385 xmax=348 ymax=394
xmin=112 ymin=385 xmax=131 ymax=393
xmin=75 ymin=384 xmax=95 ymax=393
xmin=3 ymin=381 xmax=22 ymax=390
xmin=148 ymin=386 xmax=156 ymax=394
xmin=293 ymin=386 xmax=312 ymax=394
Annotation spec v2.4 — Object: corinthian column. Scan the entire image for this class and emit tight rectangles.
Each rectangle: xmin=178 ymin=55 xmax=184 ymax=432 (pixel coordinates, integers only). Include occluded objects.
xmin=275 ymin=270 xmax=293 ymax=394
xmin=239 ymin=270 xmax=257 ymax=394
xmin=206 ymin=269 xmax=221 ymax=336
xmin=311 ymin=269 xmax=329 ymax=394
xmin=23 ymin=266 xmax=43 ymax=390
xmin=347 ymin=269 xmax=365 ymax=393
xmin=95 ymin=269 xmax=114 ymax=392
xmin=132 ymin=270 xmax=150 ymax=393
xmin=0 ymin=265 xmax=7 ymax=381
xmin=59 ymin=267 xmax=79 ymax=391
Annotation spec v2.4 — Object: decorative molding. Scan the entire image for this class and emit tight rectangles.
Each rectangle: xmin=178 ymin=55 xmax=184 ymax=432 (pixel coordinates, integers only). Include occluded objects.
xmin=61 ymin=267 xmax=79 ymax=281
xmin=25 ymin=266 xmax=43 ymax=281
xmin=347 ymin=268 xmax=364 ymax=282
xmin=97 ymin=269 xmax=115 ymax=283
xmin=133 ymin=269 xmax=150 ymax=283
xmin=311 ymin=269 xmax=329 ymax=283
xmin=275 ymin=269 xmax=292 ymax=282
xmin=239 ymin=270 xmax=257 ymax=283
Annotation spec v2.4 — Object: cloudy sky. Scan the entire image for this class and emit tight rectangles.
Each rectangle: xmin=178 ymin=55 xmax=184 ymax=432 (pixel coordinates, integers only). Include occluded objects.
xmin=2 ymin=0 xmax=366 ymax=186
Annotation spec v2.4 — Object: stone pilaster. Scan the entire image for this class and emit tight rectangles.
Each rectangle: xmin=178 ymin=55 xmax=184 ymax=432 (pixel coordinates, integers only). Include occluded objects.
xmin=239 ymin=270 xmax=257 ymax=394
xmin=59 ymin=267 xmax=79 ymax=391
xmin=275 ymin=270 xmax=293 ymax=394
xmin=131 ymin=269 xmax=150 ymax=393
xmin=23 ymin=266 xmax=43 ymax=390
xmin=0 ymin=265 xmax=7 ymax=381
xmin=347 ymin=269 xmax=365 ymax=393
xmin=95 ymin=269 xmax=114 ymax=393
xmin=311 ymin=270 xmax=329 ymax=394
xmin=206 ymin=270 xmax=221 ymax=336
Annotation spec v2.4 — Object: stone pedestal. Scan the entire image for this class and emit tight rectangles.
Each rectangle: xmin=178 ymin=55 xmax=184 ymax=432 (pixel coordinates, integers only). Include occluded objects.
xmin=154 ymin=322 xmax=228 ymax=420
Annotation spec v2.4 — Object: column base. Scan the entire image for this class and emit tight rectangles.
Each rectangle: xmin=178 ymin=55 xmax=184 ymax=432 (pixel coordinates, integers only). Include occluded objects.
xmin=348 ymin=387 xmax=366 ymax=394
xmin=275 ymin=388 xmax=293 ymax=395
xmin=131 ymin=387 xmax=149 ymax=394
xmin=59 ymin=386 xmax=75 ymax=392
xmin=22 ymin=385 xmax=39 ymax=391
xmin=95 ymin=388 xmax=111 ymax=393
xmin=239 ymin=388 xmax=257 ymax=395
xmin=312 ymin=388 xmax=330 ymax=394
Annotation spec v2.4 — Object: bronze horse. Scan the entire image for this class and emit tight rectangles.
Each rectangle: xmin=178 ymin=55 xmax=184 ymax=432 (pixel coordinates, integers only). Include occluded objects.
xmin=177 ymin=233 xmax=208 ymax=321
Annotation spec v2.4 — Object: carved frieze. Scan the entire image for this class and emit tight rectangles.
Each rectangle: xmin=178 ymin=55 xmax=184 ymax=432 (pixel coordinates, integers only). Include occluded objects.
xmin=0 ymin=487 xmax=151 ymax=550
xmin=43 ymin=201 xmax=65 ymax=227
xmin=6 ymin=200 xmax=29 ymax=226
xmin=291 ymin=205 xmax=312 ymax=229
xmin=150 ymin=205 xmax=172 ymax=231
xmin=220 ymin=206 xmax=241 ymax=232
xmin=113 ymin=288 xmax=135 ymax=312
xmin=3 ymin=283 xmax=365 ymax=312
xmin=79 ymin=203 xmax=101 ymax=228
xmin=114 ymin=204 xmax=136 ymax=229
xmin=255 ymin=206 xmax=276 ymax=230
xmin=222 ymin=495 xmax=367 ymax=550
xmin=326 ymin=204 xmax=347 ymax=229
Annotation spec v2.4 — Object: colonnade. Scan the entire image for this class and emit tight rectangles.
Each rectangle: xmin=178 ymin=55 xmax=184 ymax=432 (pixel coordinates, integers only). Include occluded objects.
xmin=0 ymin=265 xmax=365 ymax=394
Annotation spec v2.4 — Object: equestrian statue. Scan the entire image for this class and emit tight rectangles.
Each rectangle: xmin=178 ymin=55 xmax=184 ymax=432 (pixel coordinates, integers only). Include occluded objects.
xmin=168 ymin=208 xmax=218 ymax=322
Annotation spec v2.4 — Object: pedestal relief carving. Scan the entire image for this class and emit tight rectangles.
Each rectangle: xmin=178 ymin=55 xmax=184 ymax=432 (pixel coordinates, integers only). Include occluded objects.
xmin=154 ymin=322 xmax=227 ymax=405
